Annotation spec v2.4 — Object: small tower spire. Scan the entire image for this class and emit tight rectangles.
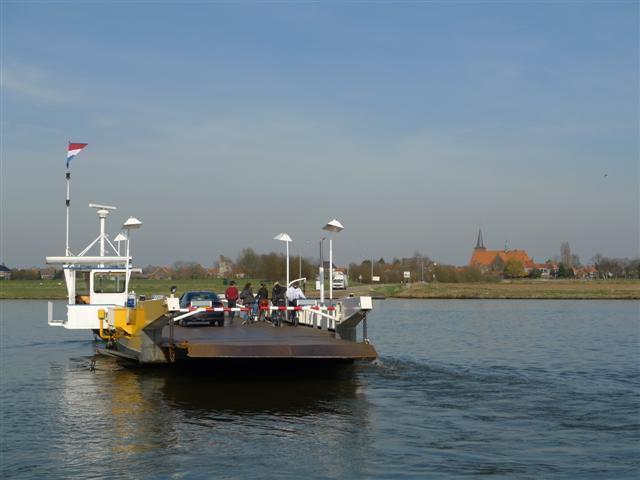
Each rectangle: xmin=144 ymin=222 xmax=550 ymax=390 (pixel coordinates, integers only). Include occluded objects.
xmin=475 ymin=228 xmax=485 ymax=250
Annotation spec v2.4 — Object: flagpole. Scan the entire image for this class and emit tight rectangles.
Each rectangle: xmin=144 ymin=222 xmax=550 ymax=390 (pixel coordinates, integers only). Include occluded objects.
xmin=65 ymin=168 xmax=71 ymax=255
xmin=64 ymin=142 xmax=88 ymax=255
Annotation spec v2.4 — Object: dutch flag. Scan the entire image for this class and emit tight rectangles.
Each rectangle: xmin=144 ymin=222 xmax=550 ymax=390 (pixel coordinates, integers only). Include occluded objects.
xmin=66 ymin=142 xmax=88 ymax=168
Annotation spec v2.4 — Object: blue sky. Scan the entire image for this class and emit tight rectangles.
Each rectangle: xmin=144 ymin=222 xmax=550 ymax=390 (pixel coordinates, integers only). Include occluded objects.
xmin=2 ymin=1 xmax=638 ymax=268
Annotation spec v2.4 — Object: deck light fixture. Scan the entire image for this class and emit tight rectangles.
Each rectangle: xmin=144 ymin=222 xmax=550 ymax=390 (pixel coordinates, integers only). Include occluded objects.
xmin=122 ymin=216 xmax=142 ymax=229
xmin=274 ymin=233 xmax=292 ymax=290
xmin=114 ymin=232 xmax=127 ymax=255
xmin=322 ymin=219 xmax=344 ymax=301
xmin=122 ymin=217 xmax=142 ymax=277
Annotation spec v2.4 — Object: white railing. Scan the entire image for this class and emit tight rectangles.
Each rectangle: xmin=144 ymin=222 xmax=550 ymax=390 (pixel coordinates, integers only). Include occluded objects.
xmin=47 ymin=301 xmax=65 ymax=325
xmin=172 ymin=304 xmax=338 ymax=326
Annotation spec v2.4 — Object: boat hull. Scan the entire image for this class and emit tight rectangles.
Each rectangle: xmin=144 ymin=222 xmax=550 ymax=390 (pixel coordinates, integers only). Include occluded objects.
xmin=101 ymin=320 xmax=377 ymax=366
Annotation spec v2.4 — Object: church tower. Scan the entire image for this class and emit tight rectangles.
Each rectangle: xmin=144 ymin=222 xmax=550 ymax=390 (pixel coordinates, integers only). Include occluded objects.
xmin=475 ymin=228 xmax=486 ymax=250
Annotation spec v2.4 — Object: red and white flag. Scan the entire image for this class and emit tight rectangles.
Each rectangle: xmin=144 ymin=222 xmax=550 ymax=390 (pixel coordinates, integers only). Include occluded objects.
xmin=66 ymin=142 xmax=88 ymax=168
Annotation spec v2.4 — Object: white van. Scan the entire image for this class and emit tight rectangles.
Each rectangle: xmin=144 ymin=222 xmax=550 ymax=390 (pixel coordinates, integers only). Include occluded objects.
xmin=332 ymin=271 xmax=348 ymax=289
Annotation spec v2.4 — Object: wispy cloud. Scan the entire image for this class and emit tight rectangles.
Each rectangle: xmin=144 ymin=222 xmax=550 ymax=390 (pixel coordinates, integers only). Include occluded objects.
xmin=2 ymin=62 xmax=70 ymax=103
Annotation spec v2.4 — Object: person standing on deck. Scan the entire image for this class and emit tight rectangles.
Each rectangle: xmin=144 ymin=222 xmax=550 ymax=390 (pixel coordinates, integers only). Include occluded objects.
xmin=239 ymin=283 xmax=255 ymax=322
xmin=286 ymin=283 xmax=306 ymax=326
xmin=225 ymin=281 xmax=239 ymax=323
xmin=271 ymin=282 xmax=286 ymax=327
xmin=256 ymin=282 xmax=269 ymax=322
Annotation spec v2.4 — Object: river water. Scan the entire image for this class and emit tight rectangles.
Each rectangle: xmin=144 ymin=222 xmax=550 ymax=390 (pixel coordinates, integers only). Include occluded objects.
xmin=0 ymin=299 xmax=638 ymax=479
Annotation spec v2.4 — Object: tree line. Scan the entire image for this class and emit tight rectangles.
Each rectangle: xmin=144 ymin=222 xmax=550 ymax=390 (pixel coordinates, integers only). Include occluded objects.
xmin=590 ymin=255 xmax=640 ymax=279
xmin=5 ymin=249 xmax=639 ymax=282
xmin=348 ymin=253 xmax=496 ymax=284
xmin=149 ymin=248 xmax=320 ymax=282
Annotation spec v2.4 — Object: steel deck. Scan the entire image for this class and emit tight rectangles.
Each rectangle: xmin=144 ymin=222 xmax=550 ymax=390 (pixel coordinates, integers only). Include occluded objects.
xmin=161 ymin=321 xmax=377 ymax=360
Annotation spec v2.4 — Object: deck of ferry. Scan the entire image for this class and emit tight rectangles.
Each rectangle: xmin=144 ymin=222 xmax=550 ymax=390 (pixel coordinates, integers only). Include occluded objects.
xmin=161 ymin=320 xmax=377 ymax=360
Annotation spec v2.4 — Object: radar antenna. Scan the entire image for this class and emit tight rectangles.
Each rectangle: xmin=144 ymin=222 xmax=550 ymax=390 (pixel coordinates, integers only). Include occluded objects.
xmin=89 ymin=203 xmax=117 ymax=257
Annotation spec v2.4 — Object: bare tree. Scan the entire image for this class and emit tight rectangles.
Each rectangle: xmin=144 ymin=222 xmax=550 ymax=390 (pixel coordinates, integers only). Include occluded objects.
xmin=571 ymin=254 xmax=581 ymax=268
xmin=560 ymin=242 xmax=572 ymax=268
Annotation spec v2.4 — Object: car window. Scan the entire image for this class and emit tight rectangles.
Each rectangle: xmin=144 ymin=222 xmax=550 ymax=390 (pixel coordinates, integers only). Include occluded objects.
xmin=180 ymin=292 xmax=219 ymax=305
xmin=193 ymin=293 xmax=217 ymax=301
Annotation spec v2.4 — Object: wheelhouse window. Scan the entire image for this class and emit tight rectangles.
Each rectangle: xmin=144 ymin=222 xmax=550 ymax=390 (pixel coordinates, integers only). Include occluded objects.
xmin=93 ymin=272 xmax=126 ymax=293
xmin=75 ymin=271 xmax=90 ymax=295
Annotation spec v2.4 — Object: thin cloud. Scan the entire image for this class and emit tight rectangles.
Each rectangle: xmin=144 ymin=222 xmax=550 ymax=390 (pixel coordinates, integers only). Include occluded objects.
xmin=2 ymin=62 xmax=69 ymax=103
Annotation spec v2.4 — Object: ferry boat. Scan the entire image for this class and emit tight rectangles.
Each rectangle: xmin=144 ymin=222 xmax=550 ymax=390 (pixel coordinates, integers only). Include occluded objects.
xmin=46 ymin=203 xmax=377 ymax=367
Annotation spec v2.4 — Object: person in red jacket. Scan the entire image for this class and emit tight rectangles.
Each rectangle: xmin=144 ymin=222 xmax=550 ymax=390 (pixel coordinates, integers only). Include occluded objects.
xmin=225 ymin=281 xmax=239 ymax=323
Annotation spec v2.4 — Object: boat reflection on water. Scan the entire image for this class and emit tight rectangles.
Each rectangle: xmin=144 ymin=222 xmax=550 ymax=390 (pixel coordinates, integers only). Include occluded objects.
xmin=159 ymin=367 xmax=363 ymax=416
xmin=60 ymin=355 xmax=366 ymax=437
xmin=88 ymin=354 xmax=365 ymax=414
xmin=54 ymin=355 xmax=372 ymax=478
xmin=52 ymin=352 xmax=373 ymax=480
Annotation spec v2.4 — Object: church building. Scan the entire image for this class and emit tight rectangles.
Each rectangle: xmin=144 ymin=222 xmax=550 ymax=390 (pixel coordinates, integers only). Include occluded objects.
xmin=468 ymin=229 xmax=533 ymax=272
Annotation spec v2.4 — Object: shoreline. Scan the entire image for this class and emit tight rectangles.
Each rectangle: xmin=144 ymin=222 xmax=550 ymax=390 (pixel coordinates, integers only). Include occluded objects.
xmin=1 ymin=279 xmax=638 ymax=301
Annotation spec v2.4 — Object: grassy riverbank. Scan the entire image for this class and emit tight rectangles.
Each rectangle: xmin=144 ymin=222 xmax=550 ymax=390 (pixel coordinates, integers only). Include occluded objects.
xmin=1 ymin=278 xmax=638 ymax=300
xmin=370 ymin=279 xmax=640 ymax=300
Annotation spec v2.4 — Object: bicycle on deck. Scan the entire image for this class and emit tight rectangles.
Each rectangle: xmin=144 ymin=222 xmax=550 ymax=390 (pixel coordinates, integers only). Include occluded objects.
xmin=271 ymin=299 xmax=286 ymax=327
xmin=241 ymin=301 xmax=259 ymax=325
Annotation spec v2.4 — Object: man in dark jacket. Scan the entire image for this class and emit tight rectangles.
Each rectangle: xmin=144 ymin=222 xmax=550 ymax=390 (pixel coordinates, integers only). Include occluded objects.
xmin=256 ymin=283 xmax=269 ymax=321
xmin=271 ymin=282 xmax=286 ymax=327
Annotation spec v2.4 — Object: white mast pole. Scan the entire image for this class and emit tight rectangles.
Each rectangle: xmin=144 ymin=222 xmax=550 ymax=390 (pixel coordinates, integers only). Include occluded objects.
xmin=125 ymin=233 xmax=130 ymax=286
xmin=65 ymin=170 xmax=71 ymax=255
xmin=286 ymin=240 xmax=290 ymax=289
xmin=319 ymin=239 xmax=324 ymax=303
xmin=98 ymin=209 xmax=107 ymax=257
xmin=329 ymin=236 xmax=333 ymax=301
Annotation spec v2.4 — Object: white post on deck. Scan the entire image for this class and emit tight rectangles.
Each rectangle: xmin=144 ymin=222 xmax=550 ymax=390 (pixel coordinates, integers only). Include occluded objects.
xmin=274 ymin=233 xmax=293 ymax=313
xmin=319 ymin=238 xmax=325 ymax=303
xmin=122 ymin=216 xmax=143 ymax=288
xmin=98 ymin=209 xmax=108 ymax=257
xmin=322 ymin=219 xmax=344 ymax=301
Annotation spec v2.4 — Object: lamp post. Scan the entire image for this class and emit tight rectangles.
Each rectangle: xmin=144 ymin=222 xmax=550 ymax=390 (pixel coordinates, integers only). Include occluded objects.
xmin=114 ymin=232 xmax=127 ymax=256
xmin=273 ymin=233 xmax=292 ymax=288
xmin=122 ymin=216 xmax=142 ymax=289
xmin=274 ymin=233 xmax=292 ymax=319
xmin=319 ymin=237 xmax=325 ymax=303
xmin=322 ymin=218 xmax=344 ymax=301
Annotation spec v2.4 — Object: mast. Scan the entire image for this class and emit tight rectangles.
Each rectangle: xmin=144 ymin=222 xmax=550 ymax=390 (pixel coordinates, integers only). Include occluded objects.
xmin=65 ymin=170 xmax=71 ymax=255
xmin=64 ymin=142 xmax=88 ymax=255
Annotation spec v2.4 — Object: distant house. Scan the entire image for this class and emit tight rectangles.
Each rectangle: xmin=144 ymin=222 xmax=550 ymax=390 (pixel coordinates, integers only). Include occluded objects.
xmin=531 ymin=263 xmax=557 ymax=278
xmin=216 ymin=255 xmax=234 ymax=278
xmin=468 ymin=229 xmax=534 ymax=273
xmin=39 ymin=268 xmax=57 ymax=280
xmin=0 ymin=264 xmax=11 ymax=280
xmin=146 ymin=266 xmax=173 ymax=280
xmin=575 ymin=266 xmax=598 ymax=279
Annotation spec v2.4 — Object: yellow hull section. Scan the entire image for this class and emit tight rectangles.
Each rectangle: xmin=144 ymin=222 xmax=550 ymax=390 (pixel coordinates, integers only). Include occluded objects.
xmin=110 ymin=299 xmax=167 ymax=337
